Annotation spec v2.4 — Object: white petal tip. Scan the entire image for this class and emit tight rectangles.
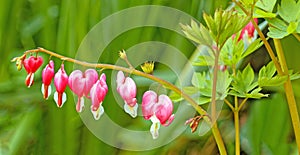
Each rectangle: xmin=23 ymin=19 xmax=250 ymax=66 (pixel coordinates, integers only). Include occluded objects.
xmin=54 ymin=92 xmax=67 ymax=108
xmin=150 ymin=122 xmax=160 ymax=140
xmin=76 ymin=97 xmax=85 ymax=113
xmin=124 ymin=103 xmax=138 ymax=118
xmin=91 ymin=105 xmax=104 ymax=120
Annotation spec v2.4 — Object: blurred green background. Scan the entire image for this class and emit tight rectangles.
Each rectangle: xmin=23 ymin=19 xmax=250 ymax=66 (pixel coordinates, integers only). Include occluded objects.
xmin=1 ymin=0 xmax=300 ymax=155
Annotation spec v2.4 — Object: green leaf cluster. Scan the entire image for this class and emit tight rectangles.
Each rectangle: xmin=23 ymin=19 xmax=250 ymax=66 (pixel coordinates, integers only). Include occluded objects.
xmin=254 ymin=0 xmax=277 ymax=18
xmin=230 ymin=64 xmax=268 ymax=98
xmin=258 ymin=61 xmax=287 ymax=87
xmin=220 ymin=35 xmax=263 ymax=68
xmin=261 ymin=0 xmax=300 ymax=38
xmin=203 ymin=9 xmax=250 ymax=47
xmin=170 ymin=70 xmax=233 ymax=105
xmin=181 ymin=20 xmax=213 ymax=47
xmin=193 ymin=33 xmax=263 ymax=68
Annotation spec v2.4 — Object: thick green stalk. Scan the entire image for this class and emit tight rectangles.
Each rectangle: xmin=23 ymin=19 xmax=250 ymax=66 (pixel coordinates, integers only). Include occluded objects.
xmin=234 ymin=1 xmax=300 ymax=153
xmin=233 ymin=110 xmax=240 ymax=155
xmin=274 ymin=39 xmax=300 ymax=154
xmin=293 ymin=33 xmax=300 ymax=42
xmin=211 ymin=47 xmax=227 ymax=155
xmin=211 ymin=124 xmax=227 ymax=155
xmin=211 ymin=48 xmax=220 ymax=122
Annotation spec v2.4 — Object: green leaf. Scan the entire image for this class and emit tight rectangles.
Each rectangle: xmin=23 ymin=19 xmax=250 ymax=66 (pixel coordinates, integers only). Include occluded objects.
xmin=255 ymin=0 xmax=277 ymax=12
xmin=297 ymin=21 xmax=300 ymax=33
xmin=169 ymin=92 xmax=183 ymax=102
xmin=240 ymin=0 xmax=257 ymax=7
xmin=203 ymin=9 xmax=250 ymax=46
xmin=254 ymin=8 xmax=277 ymax=18
xmin=267 ymin=27 xmax=289 ymax=39
xmin=267 ymin=18 xmax=292 ymax=39
xmin=287 ymin=21 xmax=298 ymax=34
xmin=278 ymin=0 xmax=300 ymax=23
xmin=183 ymin=86 xmax=199 ymax=95
xmin=181 ymin=20 xmax=213 ymax=46
xmin=193 ymin=55 xmax=215 ymax=66
xmin=258 ymin=61 xmax=288 ymax=87
xmin=246 ymin=87 xmax=269 ymax=99
xmin=231 ymin=64 xmax=258 ymax=97
xmin=194 ymin=96 xmax=211 ymax=105
xmin=216 ymin=70 xmax=232 ymax=99
xmin=192 ymin=72 xmax=206 ymax=88
xmin=258 ymin=61 xmax=276 ymax=78
xmin=242 ymin=38 xmax=263 ymax=58
xmin=228 ymin=90 xmax=246 ymax=98
xmin=289 ymin=70 xmax=300 ymax=80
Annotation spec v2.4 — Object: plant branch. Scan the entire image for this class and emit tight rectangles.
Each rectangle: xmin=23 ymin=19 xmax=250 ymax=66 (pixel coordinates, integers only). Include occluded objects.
xmin=224 ymin=99 xmax=234 ymax=111
xmin=233 ymin=110 xmax=240 ymax=155
xmin=233 ymin=95 xmax=240 ymax=155
xmin=211 ymin=48 xmax=220 ymax=122
xmin=238 ymin=98 xmax=248 ymax=111
xmin=23 ymin=48 xmax=228 ymax=154
xmin=25 ymin=48 xmax=208 ymax=115
xmin=210 ymin=45 xmax=227 ymax=155
xmin=274 ymin=39 xmax=300 ymax=154
xmin=293 ymin=33 xmax=300 ymax=42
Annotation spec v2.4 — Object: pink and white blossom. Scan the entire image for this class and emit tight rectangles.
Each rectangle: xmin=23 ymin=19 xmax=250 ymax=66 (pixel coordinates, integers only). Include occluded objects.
xmin=142 ymin=90 xmax=175 ymax=139
xmin=68 ymin=69 xmax=98 ymax=112
xmin=54 ymin=64 xmax=68 ymax=108
xmin=116 ymin=71 xmax=138 ymax=118
xmin=23 ymin=56 xmax=43 ymax=87
xmin=41 ymin=60 xmax=55 ymax=99
xmin=90 ymin=73 xmax=108 ymax=120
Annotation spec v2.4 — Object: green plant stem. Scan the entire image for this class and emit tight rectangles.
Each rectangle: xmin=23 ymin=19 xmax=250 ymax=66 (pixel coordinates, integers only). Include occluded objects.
xmin=274 ymin=39 xmax=300 ymax=154
xmin=238 ymin=98 xmax=248 ymax=111
xmin=224 ymin=99 xmax=234 ymax=111
xmin=293 ymin=33 xmax=300 ymax=42
xmin=234 ymin=2 xmax=300 ymax=153
xmin=22 ymin=48 xmax=227 ymax=155
xmin=211 ymin=123 xmax=227 ymax=155
xmin=233 ymin=110 xmax=240 ymax=155
xmin=211 ymin=48 xmax=220 ymax=122
xmin=211 ymin=47 xmax=227 ymax=155
xmin=25 ymin=48 xmax=206 ymax=115
xmin=234 ymin=96 xmax=240 ymax=155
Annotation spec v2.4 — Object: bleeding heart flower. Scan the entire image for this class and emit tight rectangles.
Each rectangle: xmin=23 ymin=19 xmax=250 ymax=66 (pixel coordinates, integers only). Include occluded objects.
xmin=116 ymin=71 xmax=138 ymax=118
xmin=90 ymin=73 xmax=108 ymax=120
xmin=54 ymin=64 xmax=68 ymax=108
xmin=68 ymin=69 xmax=98 ymax=112
xmin=142 ymin=90 xmax=175 ymax=139
xmin=41 ymin=60 xmax=55 ymax=99
xmin=23 ymin=56 xmax=43 ymax=87
xmin=239 ymin=18 xmax=258 ymax=46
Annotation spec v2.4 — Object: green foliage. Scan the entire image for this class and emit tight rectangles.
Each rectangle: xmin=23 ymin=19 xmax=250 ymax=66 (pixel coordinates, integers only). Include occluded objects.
xmin=253 ymin=8 xmax=277 ymax=18
xmin=181 ymin=20 xmax=213 ymax=47
xmin=267 ymin=18 xmax=290 ymax=38
xmin=203 ymin=9 xmax=250 ymax=47
xmin=258 ymin=61 xmax=288 ymax=87
xmin=267 ymin=0 xmax=300 ymax=38
xmin=221 ymin=36 xmax=263 ymax=67
xmin=193 ymin=47 xmax=215 ymax=66
xmin=255 ymin=0 xmax=277 ymax=12
xmin=176 ymin=70 xmax=232 ymax=105
xmin=230 ymin=64 xmax=268 ymax=98
xmin=193 ymin=36 xmax=262 ymax=68
xmin=278 ymin=0 xmax=300 ymax=23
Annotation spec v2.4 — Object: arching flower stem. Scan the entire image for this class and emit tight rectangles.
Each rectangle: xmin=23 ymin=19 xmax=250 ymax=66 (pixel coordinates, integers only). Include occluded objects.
xmin=21 ymin=47 xmax=227 ymax=155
